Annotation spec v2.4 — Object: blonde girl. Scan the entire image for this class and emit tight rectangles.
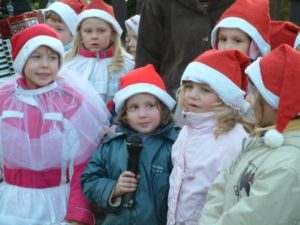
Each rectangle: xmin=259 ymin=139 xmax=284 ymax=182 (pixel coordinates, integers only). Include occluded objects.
xmin=167 ymin=49 xmax=253 ymax=225
xmin=63 ymin=0 xmax=134 ymax=104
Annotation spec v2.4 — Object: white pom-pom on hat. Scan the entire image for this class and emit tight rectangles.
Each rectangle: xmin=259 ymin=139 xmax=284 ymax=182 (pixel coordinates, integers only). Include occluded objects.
xmin=264 ymin=129 xmax=284 ymax=147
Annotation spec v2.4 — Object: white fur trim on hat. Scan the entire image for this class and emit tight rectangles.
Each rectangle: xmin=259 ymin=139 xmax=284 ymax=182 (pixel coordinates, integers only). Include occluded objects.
xmin=13 ymin=35 xmax=64 ymax=75
xmin=114 ymin=83 xmax=176 ymax=114
xmin=264 ymin=129 xmax=284 ymax=147
xmin=211 ymin=17 xmax=271 ymax=57
xmin=245 ymin=58 xmax=279 ymax=109
xmin=125 ymin=15 xmax=140 ymax=34
xmin=45 ymin=2 xmax=78 ymax=36
xmin=77 ymin=9 xmax=123 ymax=36
xmin=181 ymin=61 xmax=250 ymax=114
xmin=294 ymin=33 xmax=300 ymax=49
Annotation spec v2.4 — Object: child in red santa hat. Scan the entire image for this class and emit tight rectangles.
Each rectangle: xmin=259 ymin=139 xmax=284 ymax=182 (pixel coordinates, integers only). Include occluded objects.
xmin=211 ymin=0 xmax=271 ymax=60
xmin=0 ymin=23 xmax=110 ymax=225
xmin=168 ymin=49 xmax=253 ymax=225
xmin=124 ymin=14 xmax=140 ymax=60
xmin=199 ymin=44 xmax=300 ymax=225
xmin=44 ymin=0 xmax=86 ymax=53
xmin=63 ymin=0 xmax=134 ymax=106
xmin=81 ymin=64 xmax=179 ymax=225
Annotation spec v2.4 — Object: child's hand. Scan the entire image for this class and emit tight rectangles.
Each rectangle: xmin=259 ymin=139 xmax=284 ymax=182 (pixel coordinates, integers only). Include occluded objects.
xmin=104 ymin=125 xmax=117 ymax=135
xmin=113 ymin=171 xmax=139 ymax=198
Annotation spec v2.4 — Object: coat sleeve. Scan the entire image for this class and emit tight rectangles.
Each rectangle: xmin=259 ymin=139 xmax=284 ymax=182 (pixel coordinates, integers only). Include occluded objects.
xmin=80 ymin=144 xmax=120 ymax=213
xmin=198 ymin=167 xmax=228 ymax=225
xmin=65 ymin=162 xmax=95 ymax=225
xmin=199 ymin=165 xmax=300 ymax=225
xmin=135 ymin=0 xmax=164 ymax=71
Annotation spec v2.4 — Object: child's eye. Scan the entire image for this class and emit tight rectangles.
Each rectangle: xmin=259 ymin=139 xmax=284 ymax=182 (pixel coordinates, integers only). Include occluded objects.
xmin=99 ymin=29 xmax=107 ymax=33
xmin=83 ymin=28 xmax=92 ymax=33
xmin=30 ymin=54 xmax=41 ymax=59
xmin=218 ymin=37 xmax=226 ymax=42
xmin=201 ymin=87 xmax=212 ymax=93
xmin=127 ymin=104 xmax=138 ymax=112
xmin=49 ymin=55 xmax=58 ymax=61
xmin=145 ymin=103 xmax=156 ymax=109
xmin=185 ymin=83 xmax=193 ymax=89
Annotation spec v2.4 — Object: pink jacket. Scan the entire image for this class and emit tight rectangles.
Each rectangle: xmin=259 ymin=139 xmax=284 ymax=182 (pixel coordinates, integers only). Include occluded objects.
xmin=167 ymin=111 xmax=248 ymax=225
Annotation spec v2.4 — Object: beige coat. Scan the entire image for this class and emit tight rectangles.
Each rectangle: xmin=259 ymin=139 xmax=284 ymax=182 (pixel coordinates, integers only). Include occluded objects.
xmin=199 ymin=120 xmax=300 ymax=225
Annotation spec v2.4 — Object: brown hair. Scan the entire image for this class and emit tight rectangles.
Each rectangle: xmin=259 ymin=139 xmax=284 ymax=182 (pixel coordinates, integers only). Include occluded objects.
xmin=116 ymin=95 xmax=173 ymax=130
xmin=44 ymin=11 xmax=63 ymax=23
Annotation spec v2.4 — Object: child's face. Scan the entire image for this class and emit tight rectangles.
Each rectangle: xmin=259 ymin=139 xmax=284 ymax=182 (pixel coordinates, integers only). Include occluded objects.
xmin=183 ymin=81 xmax=220 ymax=113
xmin=126 ymin=93 xmax=161 ymax=134
xmin=45 ymin=19 xmax=73 ymax=45
xmin=246 ymin=83 xmax=277 ymax=127
xmin=23 ymin=46 xmax=59 ymax=89
xmin=217 ymin=28 xmax=251 ymax=55
xmin=126 ymin=27 xmax=138 ymax=59
xmin=80 ymin=18 xmax=114 ymax=52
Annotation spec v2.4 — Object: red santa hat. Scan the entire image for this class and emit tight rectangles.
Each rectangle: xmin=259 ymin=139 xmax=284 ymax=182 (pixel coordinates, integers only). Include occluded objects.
xmin=125 ymin=14 xmax=140 ymax=34
xmin=270 ymin=21 xmax=300 ymax=50
xmin=211 ymin=0 xmax=271 ymax=59
xmin=77 ymin=0 xmax=122 ymax=36
xmin=294 ymin=31 xmax=300 ymax=49
xmin=45 ymin=0 xmax=85 ymax=36
xmin=181 ymin=49 xmax=250 ymax=114
xmin=245 ymin=44 xmax=300 ymax=147
xmin=11 ymin=24 xmax=64 ymax=75
xmin=113 ymin=64 xmax=176 ymax=114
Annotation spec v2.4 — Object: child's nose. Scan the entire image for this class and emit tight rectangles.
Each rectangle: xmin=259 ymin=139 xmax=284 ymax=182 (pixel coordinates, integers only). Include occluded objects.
xmin=188 ymin=88 xmax=199 ymax=99
xmin=137 ymin=107 xmax=147 ymax=117
xmin=41 ymin=58 xmax=49 ymax=67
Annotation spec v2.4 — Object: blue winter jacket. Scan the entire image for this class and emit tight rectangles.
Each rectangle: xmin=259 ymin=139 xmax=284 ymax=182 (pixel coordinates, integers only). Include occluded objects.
xmin=81 ymin=122 xmax=179 ymax=225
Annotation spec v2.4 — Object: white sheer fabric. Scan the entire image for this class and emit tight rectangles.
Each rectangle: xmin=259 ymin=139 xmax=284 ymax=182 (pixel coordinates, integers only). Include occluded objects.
xmin=62 ymin=53 xmax=134 ymax=103
xmin=0 ymin=71 xmax=110 ymax=224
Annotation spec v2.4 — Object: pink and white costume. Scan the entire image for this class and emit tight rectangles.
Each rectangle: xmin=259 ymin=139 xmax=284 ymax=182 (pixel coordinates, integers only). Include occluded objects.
xmin=0 ymin=74 xmax=110 ymax=225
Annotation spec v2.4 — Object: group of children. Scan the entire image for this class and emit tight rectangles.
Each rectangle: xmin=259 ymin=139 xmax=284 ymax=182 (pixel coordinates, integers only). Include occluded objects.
xmin=0 ymin=0 xmax=300 ymax=224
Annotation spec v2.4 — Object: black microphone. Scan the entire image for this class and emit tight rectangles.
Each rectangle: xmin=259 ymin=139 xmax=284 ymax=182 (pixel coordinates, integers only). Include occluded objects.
xmin=122 ymin=134 xmax=143 ymax=208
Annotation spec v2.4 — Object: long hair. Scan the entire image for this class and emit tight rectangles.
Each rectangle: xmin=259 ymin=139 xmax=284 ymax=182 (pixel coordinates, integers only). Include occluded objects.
xmin=64 ymin=18 xmax=126 ymax=73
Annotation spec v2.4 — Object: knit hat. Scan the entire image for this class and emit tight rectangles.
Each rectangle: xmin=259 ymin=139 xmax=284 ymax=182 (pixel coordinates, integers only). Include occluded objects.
xmin=77 ymin=0 xmax=122 ymax=36
xmin=181 ymin=49 xmax=250 ymax=114
xmin=45 ymin=0 xmax=85 ymax=36
xmin=11 ymin=24 xmax=64 ymax=75
xmin=270 ymin=20 xmax=300 ymax=50
xmin=245 ymin=44 xmax=300 ymax=147
xmin=294 ymin=32 xmax=300 ymax=49
xmin=211 ymin=0 xmax=271 ymax=59
xmin=125 ymin=14 xmax=140 ymax=34
xmin=114 ymin=64 xmax=176 ymax=114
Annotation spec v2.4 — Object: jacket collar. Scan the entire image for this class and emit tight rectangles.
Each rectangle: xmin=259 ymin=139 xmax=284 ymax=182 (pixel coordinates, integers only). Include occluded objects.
xmin=79 ymin=45 xmax=115 ymax=59
xmin=104 ymin=121 xmax=179 ymax=143
xmin=255 ymin=119 xmax=300 ymax=137
xmin=182 ymin=111 xmax=216 ymax=130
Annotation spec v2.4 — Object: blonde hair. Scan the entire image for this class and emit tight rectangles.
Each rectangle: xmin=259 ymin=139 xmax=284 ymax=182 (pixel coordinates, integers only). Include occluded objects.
xmin=116 ymin=96 xmax=173 ymax=130
xmin=177 ymin=81 xmax=254 ymax=137
xmin=65 ymin=18 xmax=126 ymax=73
